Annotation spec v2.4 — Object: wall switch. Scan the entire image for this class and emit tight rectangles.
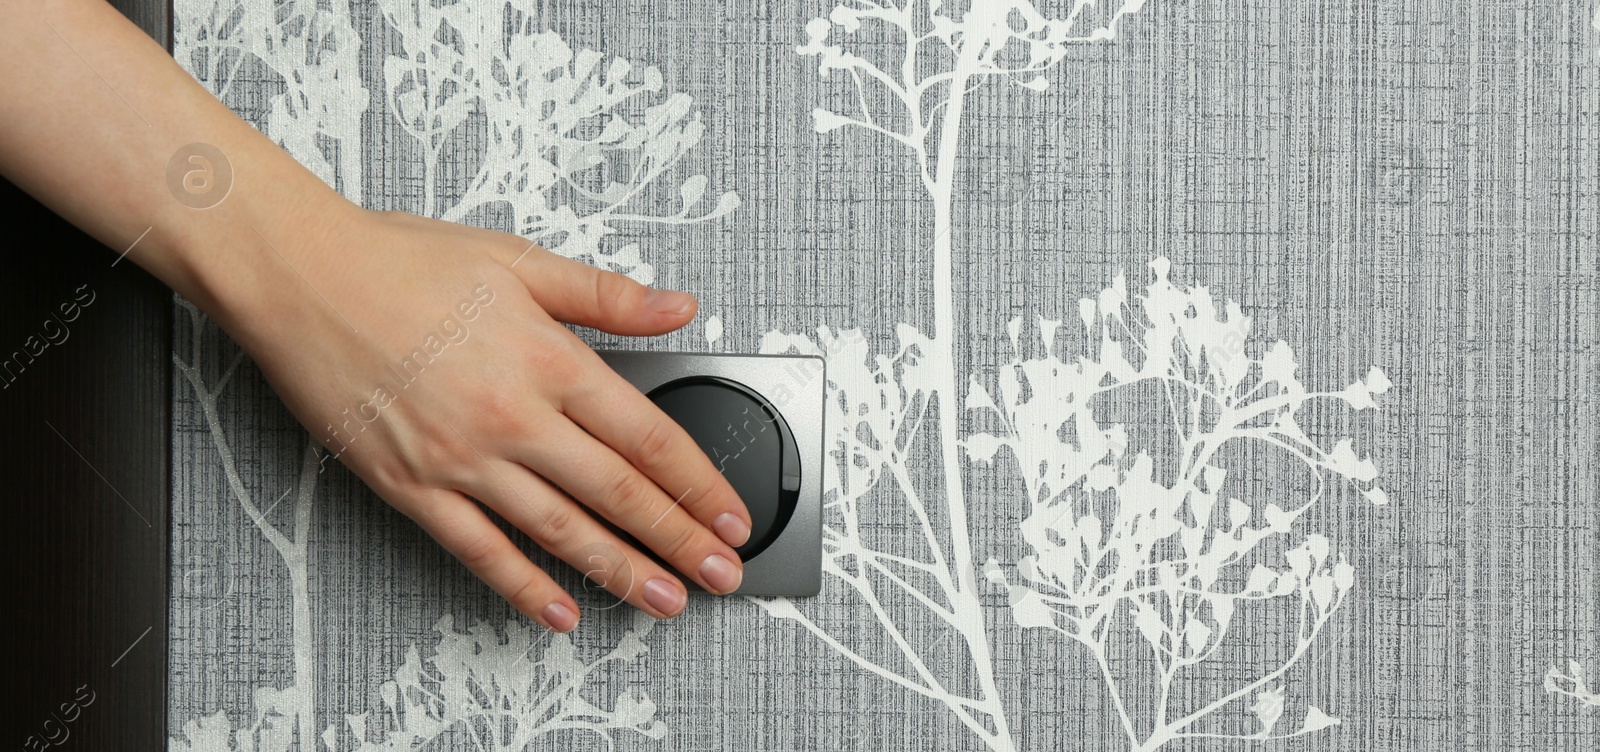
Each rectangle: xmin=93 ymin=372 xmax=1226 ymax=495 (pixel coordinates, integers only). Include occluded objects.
xmin=596 ymin=350 xmax=825 ymax=596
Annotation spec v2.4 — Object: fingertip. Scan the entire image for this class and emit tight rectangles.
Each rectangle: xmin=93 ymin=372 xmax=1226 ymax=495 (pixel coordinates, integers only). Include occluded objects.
xmin=643 ymin=576 xmax=687 ymax=617
xmin=713 ymin=512 xmax=751 ymax=548
xmin=541 ymin=601 xmax=580 ymax=632
xmin=521 ymin=252 xmax=699 ymax=335
xmin=698 ymin=553 xmax=743 ymax=595
xmin=643 ymin=288 xmax=696 ymax=318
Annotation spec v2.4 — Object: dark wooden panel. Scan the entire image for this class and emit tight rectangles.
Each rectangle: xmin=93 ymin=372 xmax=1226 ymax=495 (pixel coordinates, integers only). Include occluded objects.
xmin=114 ymin=0 xmax=171 ymax=50
xmin=0 ymin=2 xmax=172 ymax=749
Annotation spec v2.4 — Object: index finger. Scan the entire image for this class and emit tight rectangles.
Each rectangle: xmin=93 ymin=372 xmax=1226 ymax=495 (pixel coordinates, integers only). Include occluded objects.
xmin=558 ymin=347 xmax=753 ymax=551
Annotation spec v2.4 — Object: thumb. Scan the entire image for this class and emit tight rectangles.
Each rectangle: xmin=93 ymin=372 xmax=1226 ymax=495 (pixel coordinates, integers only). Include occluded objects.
xmin=513 ymin=248 xmax=697 ymax=336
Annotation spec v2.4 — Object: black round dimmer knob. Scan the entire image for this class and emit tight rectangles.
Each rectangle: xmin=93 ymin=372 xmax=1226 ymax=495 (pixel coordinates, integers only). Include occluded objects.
xmin=647 ymin=376 xmax=800 ymax=561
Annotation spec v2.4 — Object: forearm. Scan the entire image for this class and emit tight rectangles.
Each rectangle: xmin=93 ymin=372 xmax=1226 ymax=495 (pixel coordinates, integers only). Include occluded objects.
xmin=0 ymin=0 xmax=356 ymax=331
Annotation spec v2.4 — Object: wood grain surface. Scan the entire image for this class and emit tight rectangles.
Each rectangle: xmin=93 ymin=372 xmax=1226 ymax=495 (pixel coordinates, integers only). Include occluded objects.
xmin=0 ymin=2 xmax=171 ymax=750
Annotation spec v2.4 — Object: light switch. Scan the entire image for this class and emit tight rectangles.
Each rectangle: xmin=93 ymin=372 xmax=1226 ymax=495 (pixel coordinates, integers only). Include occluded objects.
xmin=595 ymin=350 xmax=825 ymax=596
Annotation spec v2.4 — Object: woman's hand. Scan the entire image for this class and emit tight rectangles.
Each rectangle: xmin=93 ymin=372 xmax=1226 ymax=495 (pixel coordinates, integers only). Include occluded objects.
xmin=219 ymin=208 xmax=753 ymax=632
xmin=0 ymin=0 xmax=752 ymax=632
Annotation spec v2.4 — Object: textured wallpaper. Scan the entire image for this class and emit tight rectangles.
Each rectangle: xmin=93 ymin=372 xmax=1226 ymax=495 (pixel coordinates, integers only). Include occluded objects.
xmin=167 ymin=1 xmax=1600 ymax=750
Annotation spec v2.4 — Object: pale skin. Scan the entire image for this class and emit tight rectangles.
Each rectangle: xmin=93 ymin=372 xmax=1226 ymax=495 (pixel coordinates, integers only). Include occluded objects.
xmin=0 ymin=0 xmax=752 ymax=631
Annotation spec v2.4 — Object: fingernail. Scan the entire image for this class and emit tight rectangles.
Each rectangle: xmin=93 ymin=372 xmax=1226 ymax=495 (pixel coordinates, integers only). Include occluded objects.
xmin=542 ymin=602 xmax=578 ymax=632
xmin=643 ymin=577 xmax=686 ymax=616
xmin=713 ymin=512 xmax=751 ymax=547
xmin=644 ymin=288 xmax=694 ymax=315
xmin=699 ymin=554 xmax=742 ymax=594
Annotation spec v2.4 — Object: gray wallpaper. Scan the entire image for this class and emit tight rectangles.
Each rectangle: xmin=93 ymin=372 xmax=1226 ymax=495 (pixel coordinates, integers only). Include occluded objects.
xmin=168 ymin=1 xmax=1600 ymax=750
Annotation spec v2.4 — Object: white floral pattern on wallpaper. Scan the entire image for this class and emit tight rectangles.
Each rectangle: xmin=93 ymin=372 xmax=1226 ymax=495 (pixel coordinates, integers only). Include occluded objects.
xmin=1547 ymin=661 xmax=1600 ymax=710
xmin=377 ymin=0 xmax=738 ymax=282
xmin=750 ymin=2 xmax=1392 ymax=751
xmin=976 ymin=262 xmax=1387 ymax=749
xmin=177 ymin=0 xmax=366 ymax=199
xmin=752 ymin=6 xmax=1150 ymax=746
xmin=758 ymin=264 xmax=1391 ymax=750
xmin=167 ymin=1 xmax=1430 ymax=751
xmin=335 ymin=614 xmax=663 ymax=750
xmin=171 ymin=0 xmax=737 ymax=748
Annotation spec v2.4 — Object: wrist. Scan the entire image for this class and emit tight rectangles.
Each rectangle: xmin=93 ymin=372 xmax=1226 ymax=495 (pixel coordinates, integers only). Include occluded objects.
xmin=143 ymin=140 xmax=369 ymax=341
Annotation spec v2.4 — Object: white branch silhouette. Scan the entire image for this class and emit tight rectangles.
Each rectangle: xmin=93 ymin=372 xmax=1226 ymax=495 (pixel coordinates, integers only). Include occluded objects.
xmin=331 ymin=612 xmax=665 ymax=750
xmin=755 ymin=2 xmax=1149 ymax=749
xmin=974 ymin=260 xmax=1388 ymax=749
xmin=1546 ymin=660 xmax=1600 ymax=709
xmin=177 ymin=0 xmax=367 ymax=200
xmin=754 ymin=324 xmax=1013 ymax=747
xmin=171 ymin=299 xmax=324 ymax=752
xmin=377 ymin=0 xmax=738 ymax=283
